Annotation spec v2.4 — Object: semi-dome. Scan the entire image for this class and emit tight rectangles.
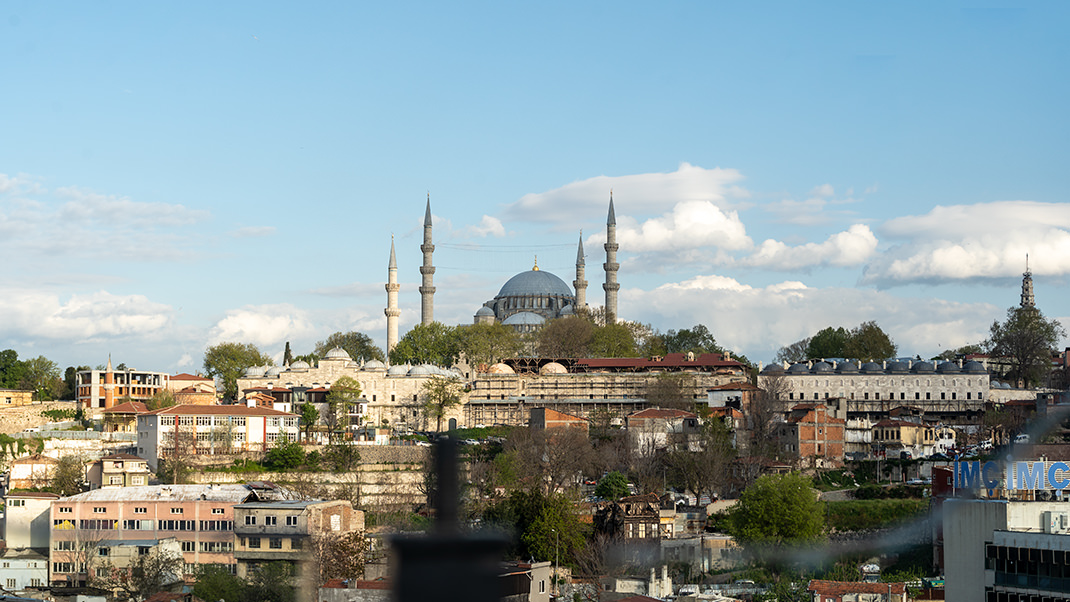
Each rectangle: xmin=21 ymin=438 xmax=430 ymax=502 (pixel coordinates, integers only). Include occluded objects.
xmin=475 ymin=305 xmax=495 ymax=317
xmin=502 ymin=312 xmax=546 ymax=326
xmin=937 ymin=361 xmax=961 ymax=374
xmin=497 ymin=268 xmax=574 ymax=298
xmin=324 ymin=347 xmax=351 ymax=361
xmin=787 ymin=362 xmax=811 ymax=374
xmin=407 ymin=365 xmax=431 ymax=376
xmin=540 ymin=362 xmax=568 ymax=375
xmin=812 ymin=361 xmax=833 ymax=373
xmin=861 ymin=362 xmax=884 ymax=374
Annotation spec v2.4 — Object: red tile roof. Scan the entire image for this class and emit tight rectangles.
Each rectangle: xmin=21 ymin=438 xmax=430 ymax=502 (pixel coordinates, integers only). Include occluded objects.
xmin=707 ymin=381 xmax=761 ymax=391
xmin=171 ymin=373 xmax=212 ymax=381
xmin=629 ymin=408 xmax=697 ymax=419
xmin=142 ymin=404 xmax=296 ymax=417
xmin=103 ymin=401 xmax=149 ymax=414
xmin=808 ymin=579 xmax=906 ymax=596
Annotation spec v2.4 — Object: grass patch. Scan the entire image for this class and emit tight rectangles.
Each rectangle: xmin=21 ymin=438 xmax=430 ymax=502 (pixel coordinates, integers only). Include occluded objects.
xmin=826 ymin=499 xmax=928 ymax=532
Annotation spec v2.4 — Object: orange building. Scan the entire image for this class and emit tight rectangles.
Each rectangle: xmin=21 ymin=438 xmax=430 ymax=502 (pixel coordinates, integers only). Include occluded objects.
xmin=529 ymin=407 xmax=589 ymax=433
xmin=777 ymin=403 xmax=846 ymax=467
xmin=75 ymin=358 xmax=169 ymax=415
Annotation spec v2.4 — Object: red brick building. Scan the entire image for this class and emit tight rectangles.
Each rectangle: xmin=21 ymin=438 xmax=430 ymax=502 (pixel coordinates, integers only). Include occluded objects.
xmin=777 ymin=403 xmax=846 ymax=467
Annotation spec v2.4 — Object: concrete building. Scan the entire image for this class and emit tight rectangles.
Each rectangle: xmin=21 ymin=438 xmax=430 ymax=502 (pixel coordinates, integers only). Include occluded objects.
xmin=626 ymin=408 xmax=700 ymax=454
xmin=49 ymin=484 xmax=260 ymax=585
xmin=76 ymin=358 xmax=170 ymax=416
xmin=137 ymin=404 xmax=300 ymax=470
xmin=872 ymin=419 xmax=935 ymax=458
xmin=86 ymin=453 xmax=151 ymax=489
xmin=101 ymin=401 xmax=148 ymax=433
xmin=7 ymin=454 xmax=59 ymax=491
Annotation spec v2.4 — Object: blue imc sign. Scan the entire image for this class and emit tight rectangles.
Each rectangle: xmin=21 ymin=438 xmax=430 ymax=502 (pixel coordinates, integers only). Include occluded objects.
xmin=955 ymin=460 xmax=1070 ymax=490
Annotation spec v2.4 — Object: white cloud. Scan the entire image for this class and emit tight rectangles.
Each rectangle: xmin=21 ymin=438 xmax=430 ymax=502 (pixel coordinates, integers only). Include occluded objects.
xmin=0 ymin=290 xmax=173 ymax=340
xmin=207 ymin=304 xmax=318 ymax=348
xmin=863 ymin=201 xmax=1070 ymax=285
xmin=177 ymin=353 xmax=193 ymax=368
xmin=459 ymin=215 xmax=506 ymax=238
xmin=588 ymin=200 xmax=752 ymax=255
xmin=762 ymin=197 xmax=830 ymax=226
xmin=232 ymin=226 xmax=276 ymax=238
xmin=622 ymin=275 xmax=1000 ymax=364
xmin=56 ymin=187 xmax=209 ymax=227
xmin=504 ymin=163 xmax=747 ymax=225
xmin=811 ymin=184 xmax=835 ymax=197
xmin=742 ymin=224 xmax=879 ymax=270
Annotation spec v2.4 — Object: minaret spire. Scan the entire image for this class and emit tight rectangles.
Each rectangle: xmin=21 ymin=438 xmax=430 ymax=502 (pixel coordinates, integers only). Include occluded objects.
xmin=573 ymin=231 xmax=587 ymax=310
xmin=1021 ymin=253 xmax=1035 ymax=309
xmin=603 ymin=191 xmax=619 ymax=323
xmin=385 ymin=235 xmax=401 ymax=354
xmin=419 ymin=194 xmax=436 ymax=325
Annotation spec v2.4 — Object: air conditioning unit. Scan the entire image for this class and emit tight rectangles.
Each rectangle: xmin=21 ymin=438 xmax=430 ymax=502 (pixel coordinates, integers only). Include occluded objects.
xmin=1043 ymin=511 xmax=1067 ymax=534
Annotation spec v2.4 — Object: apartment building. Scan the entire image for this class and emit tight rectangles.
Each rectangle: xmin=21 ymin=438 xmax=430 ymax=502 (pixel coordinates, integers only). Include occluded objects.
xmin=76 ymin=358 xmax=170 ymax=415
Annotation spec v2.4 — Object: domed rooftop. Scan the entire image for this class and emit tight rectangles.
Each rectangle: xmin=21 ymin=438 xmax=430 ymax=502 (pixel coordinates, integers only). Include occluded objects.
xmin=912 ymin=361 xmax=935 ymax=373
xmin=540 ymin=362 xmax=568 ymax=375
xmin=324 ymin=347 xmax=351 ymax=361
xmin=265 ymin=366 xmax=281 ymax=377
xmin=937 ymin=361 xmax=960 ymax=374
xmin=761 ymin=363 xmax=785 ymax=374
xmin=387 ymin=364 xmax=410 ymax=376
xmin=861 ymin=361 xmax=883 ymax=373
xmin=787 ymin=362 xmax=811 ymax=374
xmin=886 ymin=360 xmax=909 ymax=374
xmin=475 ymin=305 xmax=495 ymax=317
xmin=487 ymin=362 xmax=515 ymax=375
xmin=503 ymin=311 xmax=546 ymax=326
xmin=289 ymin=360 xmax=310 ymax=371
xmin=362 ymin=359 xmax=386 ymax=371
xmin=812 ymin=361 xmax=833 ymax=373
xmin=408 ymin=365 xmax=431 ymax=376
xmin=244 ymin=366 xmax=267 ymax=378
xmin=560 ymin=304 xmax=575 ymax=316
xmin=963 ymin=360 xmax=987 ymax=374
xmin=836 ymin=361 xmax=859 ymax=373
xmin=496 ymin=267 xmax=574 ymax=299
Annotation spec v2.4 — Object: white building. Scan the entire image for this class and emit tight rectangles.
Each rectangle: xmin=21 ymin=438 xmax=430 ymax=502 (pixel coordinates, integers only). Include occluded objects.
xmin=137 ymin=404 xmax=300 ymax=470
xmin=2 ymin=491 xmax=57 ymax=591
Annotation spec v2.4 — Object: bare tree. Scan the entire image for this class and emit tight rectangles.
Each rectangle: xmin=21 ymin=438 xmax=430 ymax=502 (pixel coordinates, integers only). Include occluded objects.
xmin=95 ymin=547 xmax=184 ymax=601
xmin=642 ymin=373 xmax=698 ymax=412
xmin=750 ymin=373 xmax=791 ymax=460
xmin=310 ymin=531 xmax=371 ymax=584
xmin=160 ymin=417 xmax=197 ymax=484
xmin=665 ymin=417 xmax=736 ymax=500
xmin=503 ymin=427 xmax=594 ymax=495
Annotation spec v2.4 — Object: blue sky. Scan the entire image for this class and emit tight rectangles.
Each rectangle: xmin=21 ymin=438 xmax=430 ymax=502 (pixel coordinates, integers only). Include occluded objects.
xmin=2 ymin=2 xmax=1069 ymax=372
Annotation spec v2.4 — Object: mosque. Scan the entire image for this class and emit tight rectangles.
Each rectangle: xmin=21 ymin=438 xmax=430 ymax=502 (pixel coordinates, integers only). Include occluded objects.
xmin=384 ymin=194 xmax=621 ymax=350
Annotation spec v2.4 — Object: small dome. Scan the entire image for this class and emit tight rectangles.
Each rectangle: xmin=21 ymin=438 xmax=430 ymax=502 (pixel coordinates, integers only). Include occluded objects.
xmin=937 ymin=361 xmax=961 ymax=374
xmin=487 ymin=362 xmax=515 ymax=375
xmin=886 ymin=361 xmax=909 ymax=374
xmin=290 ymin=360 xmax=310 ymax=371
xmin=244 ymin=366 xmax=267 ymax=378
xmin=912 ymin=361 xmax=935 ymax=373
xmin=408 ymin=365 xmax=432 ymax=376
xmin=861 ymin=362 xmax=884 ymax=374
xmin=787 ymin=362 xmax=811 ymax=374
xmin=540 ymin=362 xmax=568 ymax=375
xmin=362 ymin=359 xmax=386 ymax=371
xmin=265 ymin=366 xmax=282 ymax=377
xmin=812 ymin=361 xmax=833 ymax=373
xmin=502 ymin=311 xmax=546 ymax=326
xmin=963 ymin=360 xmax=987 ymax=374
xmin=387 ymin=364 xmax=409 ymax=376
xmin=761 ymin=363 xmax=786 ymax=374
xmin=325 ymin=347 xmax=351 ymax=361
xmin=475 ymin=305 xmax=495 ymax=317
xmin=836 ymin=361 xmax=859 ymax=373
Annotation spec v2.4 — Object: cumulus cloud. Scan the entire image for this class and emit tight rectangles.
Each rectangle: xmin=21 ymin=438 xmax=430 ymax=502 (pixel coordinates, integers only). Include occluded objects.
xmin=207 ymin=304 xmax=318 ymax=348
xmin=177 ymin=353 xmax=193 ymax=368
xmin=587 ymin=200 xmax=751 ymax=254
xmin=0 ymin=290 xmax=173 ymax=341
xmin=0 ymin=173 xmax=43 ymax=195
xmin=459 ymin=215 xmax=506 ymax=238
xmin=623 ymin=275 xmax=1000 ymax=364
xmin=742 ymin=224 xmax=879 ymax=270
xmin=863 ymin=201 xmax=1070 ymax=285
xmin=811 ymin=184 xmax=835 ymax=197
xmin=56 ymin=187 xmax=209 ymax=227
xmin=504 ymin=163 xmax=747 ymax=226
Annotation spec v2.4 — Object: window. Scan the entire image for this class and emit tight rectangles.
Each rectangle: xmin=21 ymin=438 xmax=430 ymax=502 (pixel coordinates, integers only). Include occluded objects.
xmin=267 ymin=417 xmax=280 ymax=428
xmin=79 ymin=519 xmax=117 ymax=530
xmin=249 ymin=537 xmax=261 ymax=549
xmin=93 ymin=507 xmax=106 ymax=513
xmin=286 ymin=516 xmax=298 ymax=526
xmin=197 ymin=416 xmax=212 ymax=426
xmin=98 ymin=547 xmax=110 ymax=556
xmin=134 ymin=507 xmax=147 ymax=514
xmin=109 ymin=476 xmax=123 ymax=485
xmin=7 ymin=499 xmax=23 ymax=507
xmin=131 ymin=476 xmax=145 ymax=485
xmin=200 ymin=541 xmax=234 ymax=553
xmin=58 ymin=506 xmax=72 ymax=513
xmin=30 ymin=579 xmax=41 ymax=587
xmin=182 ymin=541 xmax=196 ymax=552
xmin=269 ymin=538 xmax=283 ymax=549
xmin=212 ymin=508 xmax=225 ymax=515
xmin=95 ymin=568 xmax=108 ymax=578
xmin=124 ymin=519 xmax=154 ymax=530
xmin=54 ymin=541 xmax=75 ymax=551
xmin=245 ymin=515 xmax=257 ymax=525
xmin=291 ymin=537 xmax=302 ymax=550
xmin=199 ymin=520 xmax=234 ymax=531
xmin=138 ymin=546 xmax=150 ymax=556
xmin=53 ymin=562 xmax=74 ymax=573
xmin=265 ymin=515 xmax=277 ymax=526
xmin=171 ymin=507 xmax=183 ymax=514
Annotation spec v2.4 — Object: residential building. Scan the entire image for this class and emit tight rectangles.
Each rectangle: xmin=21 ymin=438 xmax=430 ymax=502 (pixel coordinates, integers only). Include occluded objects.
xmin=166 ymin=373 xmax=216 ymax=404
xmin=626 ymin=408 xmax=700 ymax=454
xmin=499 ymin=561 xmax=551 ymax=602
xmin=0 ymin=389 xmax=34 ymax=407
xmin=0 ymin=547 xmax=49 ymax=591
xmin=872 ymin=419 xmax=935 ymax=458
xmin=807 ymin=579 xmax=907 ymax=601
xmin=595 ymin=494 xmax=662 ymax=542
xmin=776 ymin=403 xmax=846 ymax=467
xmin=7 ymin=454 xmax=59 ymax=491
xmin=5 ymin=491 xmax=60 ymax=548
xmin=137 ymin=404 xmax=300 ymax=471
xmin=76 ymin=358 xmax=170 ymax=415
xmin=93 ymin=538 xmax=184 ymax=594
xmin=87 ymin=453 xmax=152 ymax=489
xmin=101 ymin=401 xmax=148 ymax=433
xmin=49 ymin=484 xmax=259 ymax=585
xmin=529 ymin=407 xmax=589 ymax=433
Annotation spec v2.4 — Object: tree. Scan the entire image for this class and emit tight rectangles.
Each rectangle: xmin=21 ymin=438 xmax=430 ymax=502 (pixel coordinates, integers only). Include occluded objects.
xmin=326 ymin=376 xmax=362 ymax=440
xmin=421 ymin=376 xmax=463 ymax=432
xmin=663 ymin=324 xmax=723 ymax=355
xmin=590 ymin=322 xmax=638 ymax=358
xmin=96 ymin=547 xmax=184 ymax=601
xmin=774 ymin=337 xmax=811 ymax=364
xmin=455 ymin=323 xmax=524 ymax=367
xmin=203 ymin=342 xmax=274 ymax=400
xmin=0 ymin=349 xmax=27 ymax=389
xmin=727 ymin=473 xmax=824 ymax=546
xmin=311 ymin=531 xmax=371 ymax=584
xmin=389 ymin=322 xmax=459 ymax=366
xmin=483 ymin=489 xmax=587 ymax=564
xmin=935 ymin=343 xmax=984 ymax=361
xmin=595 ymin=471 xmax=629 ymax=500
xmin=283 ymin=341 xmax=293 ymax=366
xmin=751 ymin=374 xmax=791 ymax=461
xmin=988 ymin=306 xmax=1067 ymax=388
xmin=665 ymin=417 xmax=736 ymax=501
xmin=243 ymin=561 xmax=296 ymax=602
xmin=536 ymin=316 xmax=594 ymax=358
xmin=193 ymin=563 xmax=244 ymax=602
xmin=299 ymin=401 xmax=319 ymax=441
xmin=500 ymin=427 xmax=593 ymax=495
xmin=21 ymin=355 xmax=62 ymax=401
xmin=642 ymin=373 xmax=697 ymax=411
xmin=51 ymin=455 xmax=86 ymax=497
xmin=324 ymin=440 xmax=361 ymax=472
xmin=842 ymin=321 xmax=897 ymax=361
xmin=62 ymin=365 xmax=89 ymax=401
xmin=265 ymin=439 xmax=305 ymax=470
xmin=315 ymin=331 xmax=386 ymax=363
xmin=145 ymin=389 xmax=176 ymax=411
xmin=806 ymin=327 xmax=849 ymax=359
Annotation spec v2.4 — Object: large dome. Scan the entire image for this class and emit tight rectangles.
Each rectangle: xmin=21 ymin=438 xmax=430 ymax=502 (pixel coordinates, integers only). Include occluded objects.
xmin=496 ymin=268 xmax=574 ymax=298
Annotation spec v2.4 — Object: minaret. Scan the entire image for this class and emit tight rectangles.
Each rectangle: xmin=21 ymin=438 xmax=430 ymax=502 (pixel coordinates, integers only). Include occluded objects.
xmin=603 ymin=192 xmax=620 ymax=323
xmin=573 ymin=232 xmax=587 ymax=310
xmin=103 ymin=355 xmax=115 ymax=410
xmin=385 ymin=236 xmax=401 ymax=354
xmin=1021 ymin=253 xmax=1036 ymax=309
xmin=419 ymin=194 xmax=436 ymax=325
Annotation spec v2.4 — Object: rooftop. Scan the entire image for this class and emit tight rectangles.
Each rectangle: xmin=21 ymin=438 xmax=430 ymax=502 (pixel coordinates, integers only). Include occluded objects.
xmin=141 ymin=404 xmax=296 ymax=417
xmin=57 ymin=484 xmax=256 ymax=503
